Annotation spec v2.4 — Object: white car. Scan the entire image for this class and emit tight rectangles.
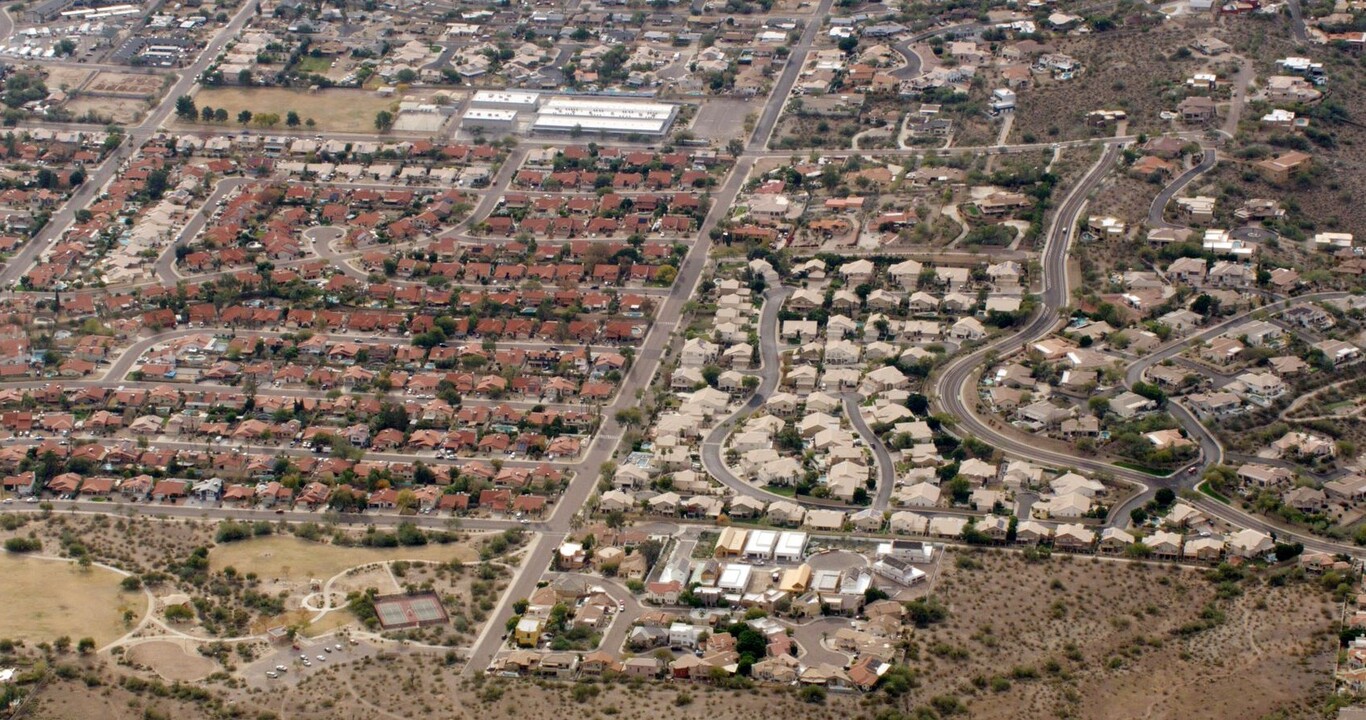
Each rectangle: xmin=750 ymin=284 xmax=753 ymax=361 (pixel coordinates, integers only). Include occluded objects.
xmin=317 ymin=655 xmax=326 ymax=661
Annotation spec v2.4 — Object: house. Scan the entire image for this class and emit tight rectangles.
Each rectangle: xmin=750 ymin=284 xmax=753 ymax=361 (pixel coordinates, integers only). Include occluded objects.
xmin=1256 ymin=151 xmax=1311 ymax=183
xmin=1227 ymin=528 xmax=1274 ymax=558
xmin=622 ymin=656 xmax=664 ymax=678
xmin=1178 ymin=96 xmax=1217 ymax=123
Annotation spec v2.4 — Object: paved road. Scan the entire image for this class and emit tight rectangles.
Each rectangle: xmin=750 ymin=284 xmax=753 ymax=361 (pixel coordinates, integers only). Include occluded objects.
xmin=1147 ymin=148 xmax=1217 ymax=229
xmin=696 ymin=285 xmax=855 ymax=510
xmin=789 ymin=617 xmax=854 ymax=668
xmin=463 ymin=152 xmax=761 ymax=673
xmin=843 ymin=393 xmax=897 ymax=511
xmin=1286 ymin=0 xmax=1309 ymax=43
xmin=746 ymin=0 xmax=834 ymax=150
xmin=0 ymin=0 xmax=262 ymax=289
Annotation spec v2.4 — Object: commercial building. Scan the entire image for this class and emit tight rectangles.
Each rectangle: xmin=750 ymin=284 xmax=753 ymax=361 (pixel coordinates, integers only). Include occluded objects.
xmin=532 ymin=97 xmax=678 ymax=137
xmin=461 ymin=108 xmax=518 ymax=132
xmin=470 ymin=90 xmax=542 ymax=111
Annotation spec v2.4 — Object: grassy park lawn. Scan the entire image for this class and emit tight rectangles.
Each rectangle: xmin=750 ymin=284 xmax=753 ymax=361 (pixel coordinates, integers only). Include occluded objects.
xmin=0 ymin=553 xmax=143 ymax=646
xmin=188 ymin=88 xmax=396 ymax=133
xmin=208 ymin=535 xmax=478 ymax=584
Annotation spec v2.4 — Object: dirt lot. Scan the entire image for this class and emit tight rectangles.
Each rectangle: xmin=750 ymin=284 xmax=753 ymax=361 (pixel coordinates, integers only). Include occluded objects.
xmin=63 ymin=97 xmax=150 ymax=124
xmin=207 ymin=535 xmax=478 ymax=584
xmin=188 ymin=87 xmax=399 ymax=133
xmin=42 ymin=66 xmax=92 ymax=93
xmin=86 ymin=72 xmax=165 ymax=97
xmin=0 ymin=552 xmax=143 ymax=647
xmin=124 ymin=640 xmax=218 ymax=681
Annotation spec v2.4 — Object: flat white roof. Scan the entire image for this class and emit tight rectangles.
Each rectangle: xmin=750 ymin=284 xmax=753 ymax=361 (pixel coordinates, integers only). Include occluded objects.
xmin=775 ymin=531 xmax=808 ymax=558
xmin=532 ymin=97 xmax=678 ymax=134
xmin=471 ymin=90 xmax=541 ymax=106
xmin=539 ymin=97 xmax=676 ymax=119
xmin=532 ymin=115 xmax=668 ymax=133
xmin=743 ymin=529 xmax=778 ymax=556
xmin=717 ymin=563 xmax=753 ymax=591
xmin=464 ymin=109 xmax=517 ymax=121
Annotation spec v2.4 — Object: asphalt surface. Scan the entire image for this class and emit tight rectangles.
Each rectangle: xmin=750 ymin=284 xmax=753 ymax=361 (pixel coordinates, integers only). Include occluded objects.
xmin=746 ymin=0 xmax=834 ymax=150
xmin=1147 ymin=148 xmax=1217 ymax=229
xmin=0 ymin=0 xmax=262 ymax=288
xmin=842 ymin=393 xmax=896 ymax=511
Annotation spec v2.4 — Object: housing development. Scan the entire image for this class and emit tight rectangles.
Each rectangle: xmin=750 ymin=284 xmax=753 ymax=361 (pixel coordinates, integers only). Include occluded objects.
xmin=0 ymin=0 xmax=1363 ymax=717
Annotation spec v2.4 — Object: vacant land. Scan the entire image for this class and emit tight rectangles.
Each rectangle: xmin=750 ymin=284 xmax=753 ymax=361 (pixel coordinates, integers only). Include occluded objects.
xmin=912 ymin=549 xmax=1337 ymax=720
xmin=189 ymin=88 xmax=397 ymax=132
xmin=0 ymin=553 xmax=144 ymax=646
xmin=64 ymin=97 xmax=150 ymax=124
xmin=125 ymin=641 xmax=218 ymax=681
xmin=208 ymin=535 xmax=479 ymax=584
xmin=86 ymin=72 xmax=165 ymax=97
xmin=1012 ymin=24 xmax=1199 ymax=144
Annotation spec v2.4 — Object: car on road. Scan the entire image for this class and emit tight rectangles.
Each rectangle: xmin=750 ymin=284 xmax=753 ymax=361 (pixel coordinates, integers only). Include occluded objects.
xmin=334 ymin=644 xmax=343 ymax=651
xmin=275 ymin=665 xmax=287 ymax=672
xmin=266 ymin=671 xmax=278 ymax=679
xmin=317 ymin=655 xmax=326 ymax=661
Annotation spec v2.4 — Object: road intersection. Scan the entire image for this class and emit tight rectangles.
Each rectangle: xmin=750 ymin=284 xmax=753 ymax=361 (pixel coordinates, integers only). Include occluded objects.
xmin=0 ymin=0 xmax=1359 ymax=684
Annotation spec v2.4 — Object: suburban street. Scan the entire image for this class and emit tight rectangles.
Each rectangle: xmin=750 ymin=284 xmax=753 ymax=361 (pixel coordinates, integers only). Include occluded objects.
xmin=0 ymin=0 xmax=263 ymax=288
xmin=0 ymin=0 xmax=1357 ymax=693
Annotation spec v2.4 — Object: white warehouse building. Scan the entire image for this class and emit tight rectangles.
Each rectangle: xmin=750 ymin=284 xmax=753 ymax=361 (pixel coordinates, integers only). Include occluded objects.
xmin=469 ymin=90 xmax=542 ymax=111
xmin=461 ymin=108 xmax=518 ymax=132
xmin=532 ymin=97 xmax=679 ymax=137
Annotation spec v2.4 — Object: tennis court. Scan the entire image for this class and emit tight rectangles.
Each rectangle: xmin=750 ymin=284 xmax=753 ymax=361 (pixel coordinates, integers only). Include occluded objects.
xmin=373 ymin=592 xmax=449 ymax=630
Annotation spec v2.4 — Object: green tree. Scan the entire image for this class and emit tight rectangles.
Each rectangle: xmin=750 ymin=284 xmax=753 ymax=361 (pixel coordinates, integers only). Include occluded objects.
xmin=375 ymin=110 xmax=394 ymax=131
xmin=286 ymin=110 xmax=301 ymax=127
xmin=174 ymin=95 xmax=197 ymax=119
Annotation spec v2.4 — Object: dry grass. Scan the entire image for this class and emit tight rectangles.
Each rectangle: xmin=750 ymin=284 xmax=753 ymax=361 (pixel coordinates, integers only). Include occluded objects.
xmin=15 ymin=546 xmax=1342 ymax=720
xmin=187 ymin=87 xmax=399 ymax=133
xmin=0 ymin=553 xmax=143 ymax=646
xmin=63 ymin=97 xmax=151 ymax=124
xmin=207 ymin=535 xmax=478 ymax=585
xmin=124 ymin=641 xmax=218 ymax=681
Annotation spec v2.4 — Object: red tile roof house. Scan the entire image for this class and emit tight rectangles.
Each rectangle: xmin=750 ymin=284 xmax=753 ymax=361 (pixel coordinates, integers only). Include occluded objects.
xmin=151 ymin=479 xmax=189 ymax=503
xmin=2 ymin=471 xmax=35 ymax=496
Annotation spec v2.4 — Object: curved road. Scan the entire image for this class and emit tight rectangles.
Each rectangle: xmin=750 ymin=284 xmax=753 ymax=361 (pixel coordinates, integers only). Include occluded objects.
xmin=699 ymin=284 xmax=857 ymax=508
xmin=1148 ymin=147 xmax=1217 ymax=229
xmin=842 ymin=393 xmax=896 ymax=511
xmin=930 ymin=135 xmax=1366 ymax=557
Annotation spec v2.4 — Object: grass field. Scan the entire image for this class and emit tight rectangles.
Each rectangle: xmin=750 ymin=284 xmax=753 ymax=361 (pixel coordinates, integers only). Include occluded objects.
xmin=0 ymin=554 xmax=142 ymax=646
xmin=189 ymin=88 xmax=396 ymax=133
xmin=293 ymin=56 xmax=333 ymax=74
xmin=208 ymin=536 xmax=477 ymax=584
